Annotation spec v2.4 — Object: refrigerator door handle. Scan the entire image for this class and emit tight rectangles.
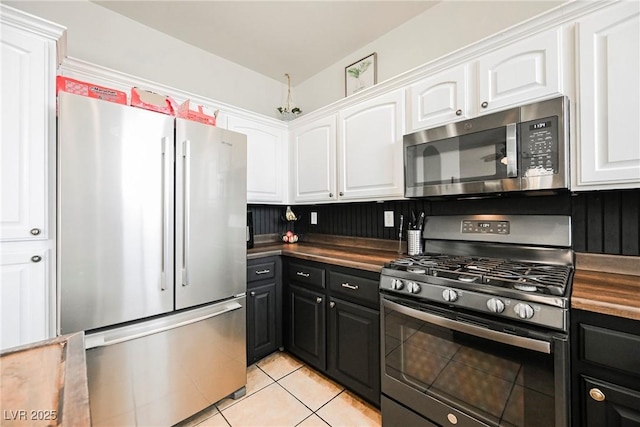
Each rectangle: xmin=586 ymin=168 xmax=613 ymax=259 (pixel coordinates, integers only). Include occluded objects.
xmin=161 ymin=137 xmax=171 ymax=291
xmin=85 ymin=301 xmax=243 ymax=349
xmin=182 ymin=140 xmax=190 ymax=287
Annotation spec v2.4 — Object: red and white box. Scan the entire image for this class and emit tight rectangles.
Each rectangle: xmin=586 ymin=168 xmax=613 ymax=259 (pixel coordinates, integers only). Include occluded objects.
xmin=177 ymin=100 xmax=218 ymax=126
xmin=56 ymin=76 xmax=127 ymax=105
xmin=130 ymin=87 xmax=177 ymax=115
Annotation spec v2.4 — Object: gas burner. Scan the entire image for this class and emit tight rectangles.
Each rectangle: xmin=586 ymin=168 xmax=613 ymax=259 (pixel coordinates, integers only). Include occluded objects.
xmin=407 ymin=267 xmax=427 ymax=274
xmin=514 ymin=284 xmax=539 ymax=292
xmin=394 ymin=259 xmax=414 ymax=266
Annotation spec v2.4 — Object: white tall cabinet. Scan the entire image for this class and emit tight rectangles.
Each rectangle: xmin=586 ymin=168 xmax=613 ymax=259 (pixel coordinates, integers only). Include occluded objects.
xmin=0 ymin=6 xmax=65 ymax=350
xmin=573 ymin=1 xmax=640 ymax=189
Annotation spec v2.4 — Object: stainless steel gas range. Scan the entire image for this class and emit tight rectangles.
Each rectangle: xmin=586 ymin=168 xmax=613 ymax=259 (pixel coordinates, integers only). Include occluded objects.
xmin=380 ymin=215 xmax=573 ymax=427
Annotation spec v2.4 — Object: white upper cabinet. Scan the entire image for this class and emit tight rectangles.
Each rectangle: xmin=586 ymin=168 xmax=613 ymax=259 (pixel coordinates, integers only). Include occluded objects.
xmin=406 ymin=65 xmax=471 ymax=131
xmin=291 ymin=115 xmax=337 ymax=203
xmin=338 ymin=90 xmax=404 ymax=201
xmin=406 ymin=28 xmax=565 ymax=133
xmin=477 ymin=28 xmax=563 ymax=114
xmin=227 ymin=115 xmax=288 ymax=204
xmin=1 ymin=25 xmax=51 ymax=241
xmin=574 ymin=1 xmax=640 ymax=189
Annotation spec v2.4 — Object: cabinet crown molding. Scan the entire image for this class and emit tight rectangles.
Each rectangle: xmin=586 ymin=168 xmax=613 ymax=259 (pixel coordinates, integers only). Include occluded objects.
xmin=0 ymin=4 xmax=67 ymax=65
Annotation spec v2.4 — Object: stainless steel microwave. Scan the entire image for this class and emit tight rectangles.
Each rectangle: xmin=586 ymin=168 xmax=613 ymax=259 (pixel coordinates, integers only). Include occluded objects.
xmin=404 ymin=96 xmax=570 ymax=198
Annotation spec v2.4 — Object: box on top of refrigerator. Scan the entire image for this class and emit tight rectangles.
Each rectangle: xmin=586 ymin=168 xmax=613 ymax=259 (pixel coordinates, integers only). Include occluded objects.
xmin=56 ymin=76 xmax=127 ymax=105
xmin=130 ymin=87 xmax=177 ymax=115
xmin=177 ymin=100 xmax=218 ymax=126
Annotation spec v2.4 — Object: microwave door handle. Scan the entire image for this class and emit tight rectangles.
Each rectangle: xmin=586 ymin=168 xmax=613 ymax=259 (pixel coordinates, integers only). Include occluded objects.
xmin=506 ymin=123 xmax=517 ymax=177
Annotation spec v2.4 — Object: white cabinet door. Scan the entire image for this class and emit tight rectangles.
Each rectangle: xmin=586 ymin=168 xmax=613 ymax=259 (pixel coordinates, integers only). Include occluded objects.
xmin=1 ymin=249 xmax=49 ymax=350
xmin=574 ymin=2 xmax=640 ymax=189
xmin=227 ymin=115 xmax=288 ymax=203
xmin=0 ymin=25 xmax=50 ymax=241
xmin=291 ymin=115 xmax=337 ymax=203
xmin=338 ymin=90 xmax=404 ymax=201
xmin=406 ymin=64 xmax=471 ymax=132
xmin=477 ymin=28 xmax=563 ymax=114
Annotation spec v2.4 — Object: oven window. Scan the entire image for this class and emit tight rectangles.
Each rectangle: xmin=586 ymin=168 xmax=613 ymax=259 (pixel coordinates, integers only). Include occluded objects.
xmin=384 ymin=305 xmax=556 ymax=426
xmin=406 ymin=127 xmax=509 ymax=186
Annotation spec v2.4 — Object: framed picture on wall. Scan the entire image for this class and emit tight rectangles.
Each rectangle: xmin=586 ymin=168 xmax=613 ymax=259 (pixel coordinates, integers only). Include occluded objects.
xmin=345 ymin=53 xmax=377 ymax=97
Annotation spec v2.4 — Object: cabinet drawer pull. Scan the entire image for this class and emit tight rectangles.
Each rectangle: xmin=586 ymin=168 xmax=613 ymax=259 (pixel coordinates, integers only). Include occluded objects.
xmin=255 ymin=269 xmax=271 ymax=275
xmin=341 ymin=282 xmax=359 ymax=290
xmin=330 ymin=301 xmax=336 ymax=308
xmin=297 ymin=271 xmax=310 ymax=278
xmin=31 ymin=255 xmax=42 ymax=263
xmin=589 ymin=388 xmax=606 ymax=402
xmin=329 ymin=193 xmax=333 ymax=198
xmin=250 ymin=291 xmax=256 ymax=297
xmin=316 ymin=297 xmax=323 ymax=304
xmin=481 ymin=101 xmax=489 ymax=108
xmin=30 ymin=228 xmax=41 ymax=236
xmin=455 ymin=109 xmax=462 ymax=116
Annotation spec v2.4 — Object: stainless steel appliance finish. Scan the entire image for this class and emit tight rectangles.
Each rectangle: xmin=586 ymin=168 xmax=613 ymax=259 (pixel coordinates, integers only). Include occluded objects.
xmin=57 ymin=92 xmax=248 ymax=426
xmin=175 ymin=118 xmax=247 ymax=310
xmin=404 ymin=96 xmax=570 ymax=198
xmin=380 ymin=214 xmax=573 ymax=427
xmin=85 ymin=299 xmax=246 ymax=426
xmin=58 ymin=96 xmax=175 ymax=332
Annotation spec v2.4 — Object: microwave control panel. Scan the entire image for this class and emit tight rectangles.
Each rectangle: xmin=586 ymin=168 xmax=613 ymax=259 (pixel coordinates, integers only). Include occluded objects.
xmin=520 ymin=116 xmax=559 ymax=176
xmin=461 ymin=220 xmax=510 ymax=235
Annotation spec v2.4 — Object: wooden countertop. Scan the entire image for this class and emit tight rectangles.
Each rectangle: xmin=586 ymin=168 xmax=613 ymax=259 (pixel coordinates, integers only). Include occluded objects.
xmin=248 ymin=241 xmax=399 ymax=273
xmin=572 ymin=253 xmax=640 ymax=321
xmin=0 ymin=332 xmax=91 ymax=426
xmin=250 ymin=236 xmax=640 ymax=321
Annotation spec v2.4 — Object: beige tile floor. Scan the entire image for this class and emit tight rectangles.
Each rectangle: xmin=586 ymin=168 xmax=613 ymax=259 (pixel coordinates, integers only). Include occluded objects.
xmin=177 ymin=351 xmax=381 ymax=427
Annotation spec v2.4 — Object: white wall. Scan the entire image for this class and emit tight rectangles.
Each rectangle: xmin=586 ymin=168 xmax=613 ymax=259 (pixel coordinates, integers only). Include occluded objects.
xmin=4 ymin=0 xmax=286 ymax=118
xmin=295 ymin=0 xmax=564 ymax=113
xmin=5 ymin=0 xmax=564 ymax=117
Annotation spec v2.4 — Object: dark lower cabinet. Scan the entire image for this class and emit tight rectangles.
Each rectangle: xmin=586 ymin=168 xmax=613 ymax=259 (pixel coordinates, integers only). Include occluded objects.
xmin=571 ymin=309 xmax=640 ymax=427
xmin=582 ymin=376 xmax=640 ymax=426
xmin=328 ymin=297 xmax=380 ymax=405
xmin=287 ymin=284 xmax=326 ymax=370
xmin=247 ymin=257 xmax=282 ymax=364
xmin=284 ymin=258 xmax=381 ymax=407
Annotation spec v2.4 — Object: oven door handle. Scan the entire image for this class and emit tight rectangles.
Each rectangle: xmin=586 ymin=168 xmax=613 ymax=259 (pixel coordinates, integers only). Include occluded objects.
xmin=383 ymin=297 xmax=551 ymax=354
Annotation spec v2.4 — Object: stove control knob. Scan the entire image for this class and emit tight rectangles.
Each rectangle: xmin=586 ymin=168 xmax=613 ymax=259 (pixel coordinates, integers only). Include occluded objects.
xmin=514 ymin=303 xmax=534 ymax=319
xmin=487 ymin=298 xmax=505 ymax=313
xmin=442 ymin=289 xmax=458 ymax=302
xmin=391 ymin=279 xmax=404 ymax=290
xmin=407 ymin=282 xmax=421 ymax=294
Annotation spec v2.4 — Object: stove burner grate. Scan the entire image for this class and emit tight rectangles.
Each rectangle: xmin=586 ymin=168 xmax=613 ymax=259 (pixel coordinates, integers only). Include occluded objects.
xmin=387 ymin=254 xmax=572 ymax=296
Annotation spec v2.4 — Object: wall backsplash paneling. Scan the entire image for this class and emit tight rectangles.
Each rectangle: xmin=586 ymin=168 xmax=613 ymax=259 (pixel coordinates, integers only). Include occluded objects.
xmin=249 ymin=189 xmax=640 ymax=256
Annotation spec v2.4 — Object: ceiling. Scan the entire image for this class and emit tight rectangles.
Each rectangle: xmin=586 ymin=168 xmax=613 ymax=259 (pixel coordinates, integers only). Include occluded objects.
xmin=93 ymin=1 xmax=438 ymax=85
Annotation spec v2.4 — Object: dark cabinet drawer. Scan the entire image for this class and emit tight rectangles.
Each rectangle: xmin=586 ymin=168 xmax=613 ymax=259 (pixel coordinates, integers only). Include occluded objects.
xmin=581 ymin=324 xmax=640 ymax=376
xmin=247 ymin=260 xmax=276 ymax=283
xmin=329 ymin=270 xmax=379 ymax=306
xmin=287 ymin=261 xmax=325 ymax=289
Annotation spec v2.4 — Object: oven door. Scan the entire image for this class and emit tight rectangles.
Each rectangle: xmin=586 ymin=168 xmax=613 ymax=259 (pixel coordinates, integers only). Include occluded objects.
xmin=381 ymin=295 xmax=569 ymax=427
xmin=404 ymin=108 xmax=520 ymax=198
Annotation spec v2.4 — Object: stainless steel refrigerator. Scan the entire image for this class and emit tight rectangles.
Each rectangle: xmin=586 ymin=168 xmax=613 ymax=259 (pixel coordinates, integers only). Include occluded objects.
xmin=57 ymin=92 xmax=247 ymax=426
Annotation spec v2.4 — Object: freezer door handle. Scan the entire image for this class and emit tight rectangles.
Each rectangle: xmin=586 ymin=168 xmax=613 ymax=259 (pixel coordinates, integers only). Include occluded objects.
xmin=85 ymin=301 xmax=243 ymax=349
xmin=182 ymin=140 xmax=191 ymax=287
